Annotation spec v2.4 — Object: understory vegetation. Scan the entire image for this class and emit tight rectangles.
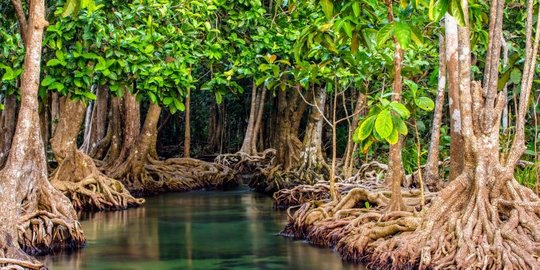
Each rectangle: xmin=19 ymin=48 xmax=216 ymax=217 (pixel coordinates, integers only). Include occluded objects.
xmin=0 ymin=0 xmax=539 ymax=269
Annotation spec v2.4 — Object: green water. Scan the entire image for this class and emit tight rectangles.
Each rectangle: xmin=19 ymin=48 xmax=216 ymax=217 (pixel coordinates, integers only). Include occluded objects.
xmin=40 ymin=188 xmax=364 ymax=270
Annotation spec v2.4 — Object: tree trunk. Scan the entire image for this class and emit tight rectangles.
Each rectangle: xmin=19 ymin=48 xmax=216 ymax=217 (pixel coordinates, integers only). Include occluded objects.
xmin=445 ymin=14 xmax=465 ymax=181
xmin=183 ymin=89 xmax=191 ymax=158
xmin=50 ymin=97 xmax=143 ymax=211
xmin=94 ymin=95 xmax=122 ymax=162
xmin=275 ymin=87 xmax=304 ymax=171
xmin=0 ymin=0 xmax=84 ymax=266
xmin=0 ymin=94 xmax=17 ymax=169
xmin=424 ymin=29 xmax=446 ymax=191
xmin=252 ymin=87 xmax=266 ymax=152
xmin=384 ymin=0 xmax=406 ymax=211
xmin=343 ymin=91 xmax=366 ymax=178
xmin=81 ymin=86 xmax=109 ymax=154
xmin=240 ymin=83 xmax=258 ymax=155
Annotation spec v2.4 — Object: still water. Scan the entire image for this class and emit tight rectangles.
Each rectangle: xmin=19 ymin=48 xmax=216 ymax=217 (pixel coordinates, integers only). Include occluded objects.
xmin=40 ymin=188 xmax=365 ymax=270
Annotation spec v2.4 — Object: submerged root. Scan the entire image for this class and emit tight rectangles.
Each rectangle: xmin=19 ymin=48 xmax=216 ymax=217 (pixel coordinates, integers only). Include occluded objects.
xmin=51 ymin=151 xmax=144 ymax=211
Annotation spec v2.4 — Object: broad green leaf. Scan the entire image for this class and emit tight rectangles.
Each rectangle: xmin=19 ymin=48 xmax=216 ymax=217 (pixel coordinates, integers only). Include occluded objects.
xmin=163 ymin=97 xmax=173 ymax=105
xmin=393 ymin=22 xmax=412 ymax=49
xmin=385 ymin=128 xmax=399 ymax=144
xmin=41 ymin=76 xmax=55 ymax=86
xmin=352 ymin=1 xmax=360 ymax=17
xmin=215 ymin=92 xmax=223 ymax=104
xmin=448 ymin=0 xmax=466 ymax=26
xmin=390 ymin=102 xmax=410 ymax=118
xmin=46 ymin=59 xmax=65 ymax=67
xmin=376 ymin=23 xmax=394 ymax=47
xmin=392 ymin=114 xmax=408 ymax=135
xmin=174 ymin=99 xmax=185 ymax=111
xmin=375 ymin=109 xmax=393 ymax=139
xmin=415 ymin=96 xmax=435 ymax=111
xmin=429 ymin=0 xmax=448 ymax=21
xmin=62 ymin=0 xmax=78 ymax=17
xmin=361 ymin=140 xmax=373 ymax=154
xmin=320 ymin=0 xmax=334 ymax=19
xmin=84 ymin=92 xmax=97 ymax=100
xmin=510 ymin=68 xmax=522 ymax=84
xmin=356 ymin=115 xmax=377 ymax=142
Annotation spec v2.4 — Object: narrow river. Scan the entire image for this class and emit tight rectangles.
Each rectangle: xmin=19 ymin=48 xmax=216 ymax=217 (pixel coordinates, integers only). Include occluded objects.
xmin=40 ymin=188 xmax=365 ymax=270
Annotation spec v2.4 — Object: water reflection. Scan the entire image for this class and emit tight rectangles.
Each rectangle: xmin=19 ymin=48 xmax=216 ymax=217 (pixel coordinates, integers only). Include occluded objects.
xmin=40 ymin=189 xmax=364 ymax=270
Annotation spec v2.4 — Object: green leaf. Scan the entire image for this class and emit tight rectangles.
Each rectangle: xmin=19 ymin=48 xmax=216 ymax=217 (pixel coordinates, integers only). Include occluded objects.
xmin=320 ymin=0 xmax=334 ymax=19
xmin=163 ymin=97 xmax=173 ymax=105
xmin=448 ymin=0 xmax=466 ymax=26
xmin=510 ymin=68 xmax=522 ymax=84
xmin=362 ymin=28 xmax=378 ymax=52
xmin=148 ymin=92 xmax=157 ymax=103
xmin=174 ymin=99 xmax=185 ymax=111
xmin=41 ymin=76 xmax=56 ymax=87
xmin=215 ymin=92 xmax=223 ymax=104
xmin=390 ymin=101 xmax=410 ymax=118
xmin=46 ymin=59 xmax=65 ymax=67
xmin=355 ymin=115 xmax=377 ymax=142
xmin=392 ymin=114 xmax=408 ymax=135
xmin=375 ymin=109 xmax=393 ymax=139
xmin=410 ymin=26 xmax=424 ymax=46
xmin=84 ymin=92 xmax=97 ymax=100
xmin=393 ymin=22 xmax=412 ymax=49
xmin=429 ymin=0 xmax=448 ymax=21
xmin=342 ymin=21 xmax=353 ymax=38
xmin=61 ymin=0 xmax=78 ymax=17
xmin=376 ymin=23 xmax=394 ymax=47
xmin=415 ymin=96 xmax=435 ymax=111
xmin=352 ymin=1 xmax=360 ymax=17
xmin=385 ymin=128 xmax=399 ymax=144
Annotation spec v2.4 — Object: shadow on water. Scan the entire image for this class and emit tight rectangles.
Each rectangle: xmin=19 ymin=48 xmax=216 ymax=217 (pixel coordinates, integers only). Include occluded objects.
xmin=39 ymin=187 xmax=365 ymax=270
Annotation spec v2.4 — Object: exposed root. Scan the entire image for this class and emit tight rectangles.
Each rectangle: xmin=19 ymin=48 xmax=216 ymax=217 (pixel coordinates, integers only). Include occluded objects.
xmin=273 ymin=161 xmax=389 ymax=209
xmin=281 ymin=174 xmax=540 ymax=269
xmin=115 ymin=156 xmax=237 ymax=196
xmin=215 ymin=149 xmax=277 ymax=192
xmin=17 ymin=182 xmax=85 ymax=255
xmin=0 ymin=243 xmax=44 ymax=270
xmin=51 ymin=151 xmax=144 ymax=211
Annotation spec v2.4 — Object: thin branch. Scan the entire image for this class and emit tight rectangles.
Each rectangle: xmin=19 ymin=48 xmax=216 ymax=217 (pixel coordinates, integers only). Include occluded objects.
xmin=11 ymin=0 xmax=28 ymax=47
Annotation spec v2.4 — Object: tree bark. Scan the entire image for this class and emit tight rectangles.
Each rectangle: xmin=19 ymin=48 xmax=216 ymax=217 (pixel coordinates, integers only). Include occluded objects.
xmin=343 ymin=91 xmax=366 ymax=178
xmin=252 ymin=87 xmax=266 ymax=152
xmin=384 ymin=0 xmax=406 ymax=211
xmin=445 ymin=14 xmax=465 ymax=181
xmin=0 ymin=95 xmax=17 ymax=169
xmin=275 ymin=87 xmax=304 ymax=171
xmin=424 ymin=28 xmax=446 ymax=191
xmin=81 ymin=86 xmax=109 ymax=155
xmin=240 ymin=83 xmax=258 ymax=155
